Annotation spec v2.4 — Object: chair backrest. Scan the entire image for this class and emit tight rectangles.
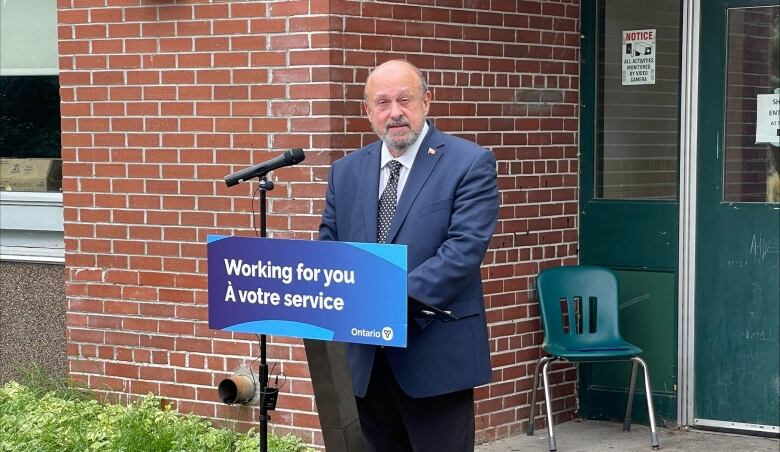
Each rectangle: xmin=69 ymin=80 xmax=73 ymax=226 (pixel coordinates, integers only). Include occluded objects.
xmin=536 ymin=265 xmax=626 ymax=350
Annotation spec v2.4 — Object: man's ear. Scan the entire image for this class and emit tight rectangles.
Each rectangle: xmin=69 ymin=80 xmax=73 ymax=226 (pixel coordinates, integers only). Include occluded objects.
xmin=363 ymin=102 xmax=371 ymax=117
xmin=422 ymin=91 xmax=431 ymax=115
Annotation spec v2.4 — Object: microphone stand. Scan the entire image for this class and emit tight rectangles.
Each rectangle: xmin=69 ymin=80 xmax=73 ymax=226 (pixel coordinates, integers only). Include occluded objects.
xmin=257 ymin=175 xmax=273 ymax=452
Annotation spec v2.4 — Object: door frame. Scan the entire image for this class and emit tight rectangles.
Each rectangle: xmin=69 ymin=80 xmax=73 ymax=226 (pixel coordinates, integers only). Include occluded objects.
xmin=678 ymin=0 xmax=780 ymax=434
xmin=677 ymin=0 xmax=699 ymax=431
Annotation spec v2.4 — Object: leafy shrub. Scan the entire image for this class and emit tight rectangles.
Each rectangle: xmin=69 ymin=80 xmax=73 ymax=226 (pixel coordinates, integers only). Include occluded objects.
xmin=0 ymin=381 xmax=313 ymax=452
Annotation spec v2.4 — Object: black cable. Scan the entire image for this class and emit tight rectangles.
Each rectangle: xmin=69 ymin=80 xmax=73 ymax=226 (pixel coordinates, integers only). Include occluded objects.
xmin=268 ymin=361 xmax=278 ymax=380
xmin=250 ymin=334 xmax=262 ymax=373
xmin=244 ymin=334 xmax=263 ymax=396
xmin=275 ymin=371 xmax=288 ymax=391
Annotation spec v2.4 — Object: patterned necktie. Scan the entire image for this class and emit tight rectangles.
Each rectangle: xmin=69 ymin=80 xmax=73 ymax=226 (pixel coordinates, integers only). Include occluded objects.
xmin=377 ymin=160 xmax=403 ymax=243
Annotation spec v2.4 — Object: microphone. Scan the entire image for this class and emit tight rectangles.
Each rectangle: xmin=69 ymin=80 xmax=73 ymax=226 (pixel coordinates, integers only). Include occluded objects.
xmin=224 ymin=148 xmax=305 ymax=187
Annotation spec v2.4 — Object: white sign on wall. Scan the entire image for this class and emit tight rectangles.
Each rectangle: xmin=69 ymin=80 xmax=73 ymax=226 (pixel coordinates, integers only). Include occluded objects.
xmin=755 ymin=90 xmax=780 ymax=146
xmin=622 ymin=29 xmax=656 ymax=86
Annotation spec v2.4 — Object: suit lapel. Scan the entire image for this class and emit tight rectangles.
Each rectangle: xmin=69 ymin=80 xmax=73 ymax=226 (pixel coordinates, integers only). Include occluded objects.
xmin=360 ymin=142 xmax=382 ymax=243
xmin=385 ymin=127 xmax=445 ymax=244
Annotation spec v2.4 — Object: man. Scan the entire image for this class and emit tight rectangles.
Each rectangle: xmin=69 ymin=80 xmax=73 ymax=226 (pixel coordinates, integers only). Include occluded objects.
xmin=319 ymin=60 xmax=499 ymax=452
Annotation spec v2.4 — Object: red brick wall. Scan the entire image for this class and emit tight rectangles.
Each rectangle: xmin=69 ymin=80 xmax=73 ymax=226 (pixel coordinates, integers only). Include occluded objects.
xmin=59 ymin=0 xmax=580 ymax=447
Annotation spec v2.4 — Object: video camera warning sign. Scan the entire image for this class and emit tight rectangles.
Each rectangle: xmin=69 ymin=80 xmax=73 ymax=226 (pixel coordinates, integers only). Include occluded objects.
xmin=622 ymin=29 xmax=656 ymax=86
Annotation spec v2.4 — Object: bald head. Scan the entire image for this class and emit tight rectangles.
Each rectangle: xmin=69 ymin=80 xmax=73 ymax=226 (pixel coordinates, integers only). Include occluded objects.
xmin=362 ymin=60 xmax=432 ymax=157
xmin=365 ymin=60 xmax=428 ymax=102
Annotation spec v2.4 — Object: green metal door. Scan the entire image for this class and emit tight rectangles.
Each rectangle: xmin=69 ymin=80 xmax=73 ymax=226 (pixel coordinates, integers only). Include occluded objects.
xmin=579 ymin=0 xmax=681 ymax=423
xmin=695 ymin=0 xmax=779 ymax=431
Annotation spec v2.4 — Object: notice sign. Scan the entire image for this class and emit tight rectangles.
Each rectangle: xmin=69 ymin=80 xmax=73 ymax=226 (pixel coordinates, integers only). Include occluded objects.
xmin=756 ymin=91 xmax=780 ymax=145
xmin=207 ymin=236 xmax=408 ymax=347
xmin=622 ymin=29 xmax=656 ymax=86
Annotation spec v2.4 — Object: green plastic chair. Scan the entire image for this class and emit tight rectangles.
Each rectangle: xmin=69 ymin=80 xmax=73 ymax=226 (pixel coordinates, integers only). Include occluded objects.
xmin=527 ymin=265 xmax=659 ymax=451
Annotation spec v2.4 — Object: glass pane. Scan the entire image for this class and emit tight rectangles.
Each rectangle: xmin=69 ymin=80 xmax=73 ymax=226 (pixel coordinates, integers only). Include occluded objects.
xmin=0 ymin=0 xmax=58 ymax=76
xmin=724 ymin=6 xmax=779 ymax=203
xmin=596 ymin=0 xmax=680 ymax=199
xmin=0 ymin=76 xmax=61 ymax=192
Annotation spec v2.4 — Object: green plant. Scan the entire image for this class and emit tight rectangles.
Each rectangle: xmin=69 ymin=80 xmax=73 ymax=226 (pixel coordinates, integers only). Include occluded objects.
xmin=0 ymin=380 xmax=314 ymax=452
xmin=13 ymin=363 xmax=92 ymax=403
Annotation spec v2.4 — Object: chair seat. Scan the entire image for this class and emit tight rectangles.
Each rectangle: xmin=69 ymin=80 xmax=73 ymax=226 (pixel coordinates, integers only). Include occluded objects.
xmin=544 ymin=341 xmax=643 ymax=361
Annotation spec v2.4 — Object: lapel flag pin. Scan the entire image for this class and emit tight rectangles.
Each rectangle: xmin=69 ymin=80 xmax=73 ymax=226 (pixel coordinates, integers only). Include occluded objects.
xmin=428 ymin=147 xmax=436 ymax=155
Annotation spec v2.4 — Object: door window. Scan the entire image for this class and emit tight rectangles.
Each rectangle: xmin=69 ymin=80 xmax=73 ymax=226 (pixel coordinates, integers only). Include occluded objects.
xmin=595 ymin=0 xmax=680 ymax=199
xmin=723 ymin=6 xmax=779 ymax=203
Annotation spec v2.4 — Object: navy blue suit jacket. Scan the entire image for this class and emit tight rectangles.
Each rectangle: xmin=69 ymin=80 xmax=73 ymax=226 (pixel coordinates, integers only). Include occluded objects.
xmin=319 ymin=124 xmax=499 ymax=398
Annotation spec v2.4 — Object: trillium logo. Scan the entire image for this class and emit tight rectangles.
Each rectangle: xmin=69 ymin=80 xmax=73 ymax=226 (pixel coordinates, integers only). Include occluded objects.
xmin=382 ymin=327 xmax=394 ymax=341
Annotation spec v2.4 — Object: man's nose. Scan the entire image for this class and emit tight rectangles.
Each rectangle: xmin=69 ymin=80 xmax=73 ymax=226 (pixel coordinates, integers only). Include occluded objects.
xmin=388 ymin=101 xmax=404 ymax=118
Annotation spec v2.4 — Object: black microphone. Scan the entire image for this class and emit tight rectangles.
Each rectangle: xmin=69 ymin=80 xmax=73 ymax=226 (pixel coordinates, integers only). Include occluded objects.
xmin=224 ymin=148 xmax=305 ymax=187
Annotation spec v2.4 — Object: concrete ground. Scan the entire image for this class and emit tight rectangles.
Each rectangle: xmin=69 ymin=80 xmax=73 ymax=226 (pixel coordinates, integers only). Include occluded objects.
xmin=476 ymin=419 xmax=779 ymax=452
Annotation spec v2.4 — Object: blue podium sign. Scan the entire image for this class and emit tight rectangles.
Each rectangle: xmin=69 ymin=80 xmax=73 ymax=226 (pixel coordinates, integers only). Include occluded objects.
xmin=207 ymin=236 xmax=408 ymax=347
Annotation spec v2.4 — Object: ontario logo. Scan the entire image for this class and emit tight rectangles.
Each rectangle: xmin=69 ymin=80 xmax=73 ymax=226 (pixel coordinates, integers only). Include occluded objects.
xmin=381 ymin=327 xmax=393 ymax=341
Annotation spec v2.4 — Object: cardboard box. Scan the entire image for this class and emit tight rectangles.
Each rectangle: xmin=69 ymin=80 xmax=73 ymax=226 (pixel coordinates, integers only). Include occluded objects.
xmin=0 ymin=158 xmax=62 ymax=192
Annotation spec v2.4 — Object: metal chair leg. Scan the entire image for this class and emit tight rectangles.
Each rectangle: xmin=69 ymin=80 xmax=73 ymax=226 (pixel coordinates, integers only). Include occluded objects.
xmin=634 ymin=357 xmax=660 ymax=450
xmin=541 ymin=359 xmax=557 ymax=451
xmin=528 ymin=356 xmax=553 ymax=436
xmin=623 ymin=359 xmax=639 ymax=431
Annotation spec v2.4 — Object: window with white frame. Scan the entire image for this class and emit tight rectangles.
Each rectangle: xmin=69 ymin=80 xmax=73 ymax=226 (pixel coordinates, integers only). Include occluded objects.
xmin=0 ymin=0 xmax=63 ymax=262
